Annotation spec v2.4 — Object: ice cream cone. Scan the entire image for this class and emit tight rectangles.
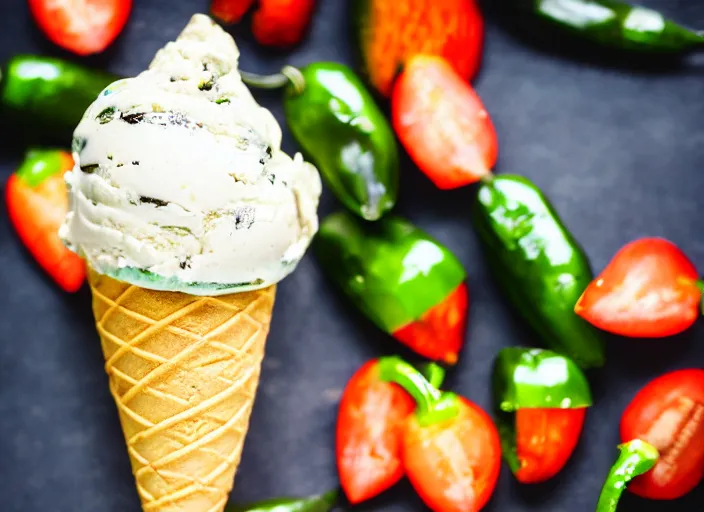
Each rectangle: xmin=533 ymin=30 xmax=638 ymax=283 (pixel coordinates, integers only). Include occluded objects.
xmin=87 ymin=268 xmax=276 ymax=512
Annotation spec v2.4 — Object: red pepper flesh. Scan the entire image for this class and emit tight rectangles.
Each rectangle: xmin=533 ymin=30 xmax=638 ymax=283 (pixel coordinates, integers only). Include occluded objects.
xmin=575 ymin=238 xmax=701 ymax=338
xmin=620 ymin=368 xmax=704 ymax=500
xmin=336 ymin=360 xmax=415 ymax=504
xmin=392 ymin=55 xmax=498 ymax=189
xmin=355 ymin=0 xmax=484 ymax=97
xmin=403 ymin=397 xmax=501 ymax=512
xmin=6 ymin=151 xmax=85 ymax=292
xmin=28 ymin=0 xmax=132 ymax=56
xmin=211 ymin=0 xmax=255 ymax=24
xmin=515 ymin=407 xmax=586 ymax=484
xmin=252 ymin=0 xmax=317 ymax=47
xmin=392 ymin=282 xmax=468 ymax=365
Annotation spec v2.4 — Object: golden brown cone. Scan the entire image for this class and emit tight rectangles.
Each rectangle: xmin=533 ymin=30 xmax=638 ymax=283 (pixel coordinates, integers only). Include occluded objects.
xmin=87 ymin=268 xmax=276 ymax=512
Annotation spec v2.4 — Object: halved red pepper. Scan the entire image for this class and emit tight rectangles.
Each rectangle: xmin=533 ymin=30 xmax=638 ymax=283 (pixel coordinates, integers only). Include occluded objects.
xmin=5 ymin=149 xmax=85 ymax=292
xmin=384 ymin=358 xmax=500 ymax=511
xmin=353 ymin=0 xmax=484 ymax=97
xmin=620 ymin=368 xmax=704 ymax=500
xmin=575 ymin=238 xmax=702 ymax=338
xmin=28 ymin=0 xmax=132 ymax=56
xmin=392 ymin=55 xmax=498 ymax=190
xmin=336 ymin=358 xmax=445 ymax=503
xmin=252 ymin=0 xmax=317 ymax=47
xmin=493 ymin=348 xmax=592 ymax=483
xmin=211 ymin=0 xmax=255 ymax=24
xmin=315 ymin=212 xmax=468 ymax=364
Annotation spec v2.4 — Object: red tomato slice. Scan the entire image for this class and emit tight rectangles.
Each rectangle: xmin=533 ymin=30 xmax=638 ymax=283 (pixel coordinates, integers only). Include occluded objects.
xmin=393 ymin=282 xmax=468 ymax=365
xmin=391 ymin=55 xmax=498 ymax=190
xmin=403 ymin=398 xmax=501 ymax=512
xmin=620 ymin=369 xmax=704 ymax=500
xmin=336 ymin=360 xmax=415 ymax=504
xmin=515 ymin=408 xmax=586 ymax=484
xmin=575 ymin=238 xmax=701 ymax=338
xmin=28 ymin=0 xmax=133 ymax=56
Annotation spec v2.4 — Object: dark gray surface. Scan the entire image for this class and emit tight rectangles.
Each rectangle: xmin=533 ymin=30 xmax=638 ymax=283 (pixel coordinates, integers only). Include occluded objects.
xmin=1 ymin=0 xmax=703 ymax=510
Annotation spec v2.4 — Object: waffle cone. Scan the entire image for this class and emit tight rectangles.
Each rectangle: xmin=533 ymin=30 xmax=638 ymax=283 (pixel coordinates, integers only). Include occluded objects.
xmin=87 ymin=268 xmax=276 ymax=512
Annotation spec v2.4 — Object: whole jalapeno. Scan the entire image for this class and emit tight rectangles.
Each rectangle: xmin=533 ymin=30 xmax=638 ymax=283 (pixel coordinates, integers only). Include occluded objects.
xmin=508 ymin=0 xmax=704 ymax=53
xmin=226 ymin=489 xmax=338 ymax=512
xmin=315 ymin=211 xmax=468 ymax=364
xmin=240 ymin=64 xmax=399 ymax=221
xmin=471 ymin=174 xmax=605 ymax=369
xmin=0 ymin=55 xmax=116 ymax=139
xmin=493 ymin=347 xmax=592 ymax=484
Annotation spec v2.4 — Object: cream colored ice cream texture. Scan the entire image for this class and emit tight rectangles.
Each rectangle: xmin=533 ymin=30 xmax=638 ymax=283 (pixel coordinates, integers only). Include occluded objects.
xmin=60 ymin=14 xmax=321 ymax=295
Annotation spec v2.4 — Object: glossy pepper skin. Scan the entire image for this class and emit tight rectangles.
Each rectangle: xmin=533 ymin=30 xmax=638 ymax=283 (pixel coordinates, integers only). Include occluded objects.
xmin=620 ymin=369 xmax=704 ymax=500
xmin=315 ymin=211 xmax=468 ymax=364
xmin=252 ymin=0 xmax=317 ymax=47
xmin=384 ymin=358 xmax=501 ymax=511
xmin=336 ymin=358 xmax=446 ymax=503
xmin=391 ymin=55 xmax=498 ymax=189
xmin=575 ymin=238 xmax=702 ymax=338
xmin=5 ymin=149 xmax=86 ymax=292
xmin=353 ymin=0 xmax=484 ymax=97
xmin=0 ymin=56 xmax=116 ymax=140
xmin=284 ymin=63 xmax=398 ymax=220
xmin=493 ymin=348 xmax=592 ymax=483
xmin=596 ymin=440 xmax=659 ymax=512
xmin=471 ymin=175 xmax=605 ymax=369
xmin=226 ymin=489 xmax=338 ymax=512
xmin=511 ymin=0 xmax=704 ymax=54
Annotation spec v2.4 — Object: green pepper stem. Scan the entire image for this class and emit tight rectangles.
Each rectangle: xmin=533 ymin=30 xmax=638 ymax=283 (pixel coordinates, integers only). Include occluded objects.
xmin=379 ymin=356 xmax=460 ymax=425
xmin=240 ymin=66 xmax=306 ymax=95
xmin=420 ymin=362 xmax=446 ymax=389
xmin=595 ymin=440 xmax=659 ymax=512
xmin=696 ymin=280 xmax=704 ymax=315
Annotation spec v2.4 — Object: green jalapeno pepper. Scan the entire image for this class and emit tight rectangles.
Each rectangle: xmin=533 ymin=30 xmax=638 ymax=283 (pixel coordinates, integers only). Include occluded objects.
xmin=471 ymin=174 xmax=605 ymax=369
xmin=0 ymin=55 xmax=116 ymax=139
xmin=226 ymin=489 xmax=338 ymax=512
xmin=596 ymin=440 xmax=659 ymax=512
xmin=510 ymin=0 xmax=704 ymax=53
xmin=315 ymin=211 xmax=467 ymax=363
xmin=492 ymin=347 xmax=592 ymax=482
xmin=240 ymin=65 xmax=399 ymax=221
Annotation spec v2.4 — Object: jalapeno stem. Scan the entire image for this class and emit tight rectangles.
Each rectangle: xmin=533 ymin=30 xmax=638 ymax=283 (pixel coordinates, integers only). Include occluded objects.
xmin=695 ymin=280 xmax=704 ymax=315
xmin=421 ymin=362 xmax=447 ymax=389
xmin=595 ymin=440 xmax=659 ymax=512
xmin=378 ymin=356 xmax=459 ymax=425
xmin=240 ymin=65 xmax=306 ymax=95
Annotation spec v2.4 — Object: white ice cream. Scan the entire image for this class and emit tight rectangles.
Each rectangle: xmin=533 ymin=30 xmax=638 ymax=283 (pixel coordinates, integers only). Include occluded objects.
xmin=60 ymin=14 xmax=321 ymax=295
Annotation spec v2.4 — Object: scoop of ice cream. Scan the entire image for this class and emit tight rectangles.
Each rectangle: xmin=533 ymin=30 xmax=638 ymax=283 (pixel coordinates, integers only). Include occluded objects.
xmin=60 ymin=14 xmax=321 ymax=295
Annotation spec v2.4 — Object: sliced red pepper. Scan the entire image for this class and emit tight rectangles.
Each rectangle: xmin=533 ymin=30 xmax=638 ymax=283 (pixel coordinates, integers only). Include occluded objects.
xmin=403 ymin=397 xmax=501 ymax=512
xmin=252 ymin=0 xmax=317 ymax=48
xmin=355 ymin=0 xmax=484 ymax=97
xmin=515 ymin=407 xmax=586 ymax=484
xmin=391 ymin=55 xmax=498 ymax=189
xmin=336 ymin=359 xmax=415 ymax=504
xmin=620 ymin=368 xmax=704 ymax=500
xmin=6 ymin=150 xmax=85 ymax=292
xmin=210 ymin=0 xmax=255 ymax=24
xmin=575 ymin=238 xmax=701 ymax=338
xmin=393 ymin=282 xmax=468 ymax=365
xmin=28 ymin=0 xmax=132 ymax=56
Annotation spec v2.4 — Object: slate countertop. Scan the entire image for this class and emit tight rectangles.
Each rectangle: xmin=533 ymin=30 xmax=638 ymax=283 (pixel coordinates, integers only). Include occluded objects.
xmin=0 ymin=1 xmax=703 ymax=511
